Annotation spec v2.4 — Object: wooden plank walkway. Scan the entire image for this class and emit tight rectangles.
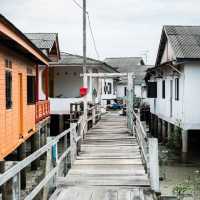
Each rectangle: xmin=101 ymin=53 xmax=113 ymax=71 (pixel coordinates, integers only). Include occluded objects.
xmin=53 ymin=112 xmax=153 ymax=200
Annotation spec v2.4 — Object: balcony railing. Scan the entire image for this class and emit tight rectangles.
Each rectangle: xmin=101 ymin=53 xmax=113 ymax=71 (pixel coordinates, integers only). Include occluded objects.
xmin=36 ymin=100 xmax=50 ymax=123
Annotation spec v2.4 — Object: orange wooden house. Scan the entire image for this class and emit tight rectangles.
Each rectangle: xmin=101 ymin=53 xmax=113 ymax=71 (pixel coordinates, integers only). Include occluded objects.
xmin=0 ymin=14 xmax=50 ymax=160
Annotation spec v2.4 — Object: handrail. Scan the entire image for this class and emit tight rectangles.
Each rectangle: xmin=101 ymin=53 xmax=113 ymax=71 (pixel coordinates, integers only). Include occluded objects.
xmin=131 ymin=110 xmax=148 ymax=166
xmin=130 ymin=110 xmax=160 ymax=193
xmin=0 ymin=104 xmax=101 ymax=199
xmin=0 ymin=123 xmax=76 ymax=186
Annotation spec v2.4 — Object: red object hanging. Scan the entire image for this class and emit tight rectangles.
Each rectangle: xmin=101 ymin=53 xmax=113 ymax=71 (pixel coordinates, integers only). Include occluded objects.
xmin=80 ymin=87 xmax=88 ymax=96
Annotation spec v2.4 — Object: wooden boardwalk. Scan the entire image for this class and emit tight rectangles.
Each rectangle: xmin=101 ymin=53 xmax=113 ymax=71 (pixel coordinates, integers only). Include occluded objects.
xmin=53 ymin=112 xmax=153 ymax=200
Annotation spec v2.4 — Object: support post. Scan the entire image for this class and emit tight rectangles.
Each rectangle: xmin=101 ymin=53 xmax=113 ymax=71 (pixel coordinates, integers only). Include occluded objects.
xmin=45 ymin=66 xmax=49 ymax=100
xmin=70 ymin=123 xmax=76 ymax=165
xmin=59 ymin=115 xmax=64 ymax=134
xmin=181 ymin=130 xmax=188 ymax=162
xmin=17 ymin=143 xmax=26 ymax=190
xmin=35 ymin=64 xmax=39 ymax=102
xmin=89 ymin=69 xmax=93 ymax=102
xmin=154 ymin=115 xmax=158 ymax=138
xmin=31 ymin=131 xmax=40 ymax=170
xmin=162 ymin=120 xmax=167 ymax=143
xmin=92 ymin=106 xmax=96 ymax=125
xmin=47 ymin=121 xmax=50 ymax=137
xmin=43 ymin=137 xmax=53 ymax=200
xmin=83 ymin=73 xmax=88 ymax=133
xmin=127 ymin=73 xmax=134 ymax=130
xmin=157 ymin=118 xmax=162 ymax=142
xmin=149 ymin=138 xmax=160 ymax=193
xmin=167 ymin=122 xmax=173 ymax=141
xmin=0 ymin=161 xmax=21 ymax=200
xmin=150 ymin=114 xmax=155 ymax=136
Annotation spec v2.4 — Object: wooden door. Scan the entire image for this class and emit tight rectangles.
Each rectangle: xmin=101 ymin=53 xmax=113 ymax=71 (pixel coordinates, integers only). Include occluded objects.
xmin=18 ymin=73 xmax=23 ymax=138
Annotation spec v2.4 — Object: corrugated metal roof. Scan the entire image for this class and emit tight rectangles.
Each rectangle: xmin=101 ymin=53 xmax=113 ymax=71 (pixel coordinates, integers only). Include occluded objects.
xmin=50 ymin=52 xmax=118 ymax=73
xmin=25 ymin=33 xmax=57 ymax=51
xmin=104 ymin=57 xmax=148 ymax=84
xmin=165 ymin=26 xmax=200 ymax=60
xmin=104 ymin=57 xmax=145 ymax=72
xmin=56 ymin=52 xmax=102 ymax=65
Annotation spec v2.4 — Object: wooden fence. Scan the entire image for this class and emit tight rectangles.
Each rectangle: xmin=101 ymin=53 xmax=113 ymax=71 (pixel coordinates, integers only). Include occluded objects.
xmin=0 ymin=105 xmax=100 ymax=200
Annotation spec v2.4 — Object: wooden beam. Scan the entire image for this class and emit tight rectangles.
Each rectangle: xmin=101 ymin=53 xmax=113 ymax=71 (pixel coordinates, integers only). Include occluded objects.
xmin=80 ymin=73 xmax=133 ymax=78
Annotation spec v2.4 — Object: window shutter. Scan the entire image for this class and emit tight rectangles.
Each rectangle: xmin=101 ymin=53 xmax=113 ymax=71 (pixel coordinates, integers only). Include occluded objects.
xmin=27 ymin=76 xmax=36 ymax=104
xmin=175 ymin=78 xmax=179 ymax=100
xmin=124 ymin=87 xmax=127 ymax=96
xmin=147 ymin=82 xmax=157 ymax=98
xmin=162 ymin=80 xmax=165 ymax=99
xmin=6 ymin=71 xmax=12 ymax=109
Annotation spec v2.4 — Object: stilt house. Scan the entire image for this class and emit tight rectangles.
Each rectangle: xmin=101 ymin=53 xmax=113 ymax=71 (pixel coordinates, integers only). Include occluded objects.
xmin=146 ymin=25 xmax=200 ymax=158
xmin=0 ymin=15 xmax=49 ymax=160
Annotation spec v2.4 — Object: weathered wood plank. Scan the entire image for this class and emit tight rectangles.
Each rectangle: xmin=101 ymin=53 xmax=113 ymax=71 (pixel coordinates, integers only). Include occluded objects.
xmin=57 ymin=176 xmax=149 ymax=187
xmin=74 ymin=159 xmax=143 ymax=165
xmin=53 ymin=112 xmax=153 ymax=200
xmin=68 ymin=169 xmax=146 ymax=176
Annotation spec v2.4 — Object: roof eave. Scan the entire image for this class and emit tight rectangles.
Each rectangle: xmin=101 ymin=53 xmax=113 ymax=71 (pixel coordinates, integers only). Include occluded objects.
xmin=0 ymin=15 xmax=50 ymax=65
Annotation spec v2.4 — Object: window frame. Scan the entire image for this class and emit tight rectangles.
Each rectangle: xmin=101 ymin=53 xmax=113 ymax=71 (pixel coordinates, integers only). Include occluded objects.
xmin=107 ymin=82 xmax=112 ymax=94
xmin=27 ymin=75 xmax=36 ymax=105
xmin=5 ymin=69 xmax=12 ymax=109
xmin=175 ymin=78 xmax=179 ymax=101
xmin=162 ymin=80 xmax=165 ymax=99
xmin=5 ymin=59 xmax=12 ymax=110
xmin=124 ymin=87 xmax=127 ymax=97
xmin=147 ymin=82 xmax=157 ymax=98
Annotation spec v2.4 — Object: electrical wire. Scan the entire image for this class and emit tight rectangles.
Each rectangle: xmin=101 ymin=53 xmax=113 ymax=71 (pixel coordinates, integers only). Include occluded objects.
xmin=72 ymin=0 xmax=100 ymax=58
xmin=87 ymin=13 xmax=100 ymax=58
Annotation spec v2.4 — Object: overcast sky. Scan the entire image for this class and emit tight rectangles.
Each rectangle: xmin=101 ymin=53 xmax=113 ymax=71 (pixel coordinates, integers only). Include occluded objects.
xmin=1 ymin=0 xmax=200 ymax=64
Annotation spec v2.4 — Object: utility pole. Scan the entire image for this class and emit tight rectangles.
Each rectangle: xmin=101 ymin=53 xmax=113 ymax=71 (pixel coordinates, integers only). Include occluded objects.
xmin=83 ymin=0 xmax=87 ymax=77
xmin=83 ymin=0 xmax=88 ymax=131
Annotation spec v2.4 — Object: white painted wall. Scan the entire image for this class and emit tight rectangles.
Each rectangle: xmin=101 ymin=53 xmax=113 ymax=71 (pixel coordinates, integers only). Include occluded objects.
xmin=161 ymin=41 xmax=176 ymax=64
xmin=54 ymin=66 xmax=83 ymax=98
xmin=117 ymin=85 xmax=126 ymax=98
xmin=135 ymin=85 xmax=142 ymax=98
xmin=116 ymin=84 xmax=144 ymax=99
xmin=183 ymin=63 xmax=200 ymax=129
xmin=101 ymin=78 xmax=116 ymax=100
xmin=148 ymin=71 xmax=183 ymax=126
xmin=50 ymin=97 xmax=83 ymax=114
xmin=39 ymin=67 xmax=46 ymax=100
xmin=147 ymin=64 xmax=200 ymax=130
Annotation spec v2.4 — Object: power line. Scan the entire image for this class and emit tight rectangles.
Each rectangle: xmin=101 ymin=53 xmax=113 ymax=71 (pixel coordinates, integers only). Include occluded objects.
xmin=72 ymin=0 xmax=100 ymax=58
xmin=72 ymin=0 xmax=83 ymax=10
xmin=87 ymin=14 xmax=100 ymax=58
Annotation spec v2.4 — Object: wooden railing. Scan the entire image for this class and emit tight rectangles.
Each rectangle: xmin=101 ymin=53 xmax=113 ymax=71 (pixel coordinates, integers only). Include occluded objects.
xmin=36 ymin=100 xmax=50 ymax=123
xmin=0 ymin=105 xmax=100 ymax=200
xmin=131 ymin=110 xmax=160 ymax=194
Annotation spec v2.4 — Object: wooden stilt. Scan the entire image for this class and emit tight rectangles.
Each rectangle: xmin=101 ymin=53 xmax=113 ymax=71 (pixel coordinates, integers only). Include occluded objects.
xmin=162 ymin=120 xmax=167 ymax=143
xmin=157 ymin=118 xmax=162 ymax=142
xmin=31 ymin=131 xmax=40 ymax=170
xmin=17 ymin=143 xmax=26 ymax=190
xmin=181 ymin=130 xmax=188 ymax=162
xmin=154 ymin=115 xmax=158 ymax=137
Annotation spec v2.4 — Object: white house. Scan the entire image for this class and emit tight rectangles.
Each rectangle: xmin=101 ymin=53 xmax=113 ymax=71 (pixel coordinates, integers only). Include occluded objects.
xmin=26 ymin=33 xmax=118 ymax=115
xmin=49 ymin=52 xmax=118 ymax=113
xmin=104 ymin=57 xmax=149 ymax=104
xmin=146 ymin=25 xmax=200 ymax=160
